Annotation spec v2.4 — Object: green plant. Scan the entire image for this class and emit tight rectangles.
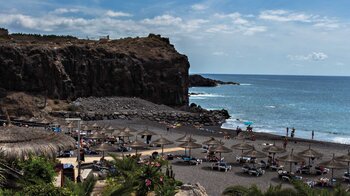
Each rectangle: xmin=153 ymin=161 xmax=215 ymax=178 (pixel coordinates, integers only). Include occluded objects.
xmin=103 ymin=155 xmax=181 ymax=196
xmin=18 ymin=156 xmax=56 ymax=185
xmin=21 ymin=183 xmax=73 ymax=196
xmin=64 ymin=175 xmax=96 ymax=196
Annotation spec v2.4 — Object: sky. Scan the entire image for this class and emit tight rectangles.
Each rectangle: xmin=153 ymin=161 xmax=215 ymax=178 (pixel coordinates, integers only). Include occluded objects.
xmin=0 ymin=0 xmax=350 ymax=76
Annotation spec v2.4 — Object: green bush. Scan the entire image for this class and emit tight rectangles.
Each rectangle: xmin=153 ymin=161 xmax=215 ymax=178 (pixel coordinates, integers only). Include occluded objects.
xmin=21 ymin=183 xmax=73 ymax=196
xmin=18 ymin=156 xmax=56 ymax=185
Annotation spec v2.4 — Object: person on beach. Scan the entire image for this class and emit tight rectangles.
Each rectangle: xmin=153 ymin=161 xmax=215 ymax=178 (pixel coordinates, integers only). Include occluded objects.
xmin=291 ymin=127 xmax=295 ymax=138
xmin=312 ymin=130 xmax=314 ymax=140
xmin=286 ymin=127 xmax=289 ymax=137
xmin=283 ymin=137 xmax=288 ymax=150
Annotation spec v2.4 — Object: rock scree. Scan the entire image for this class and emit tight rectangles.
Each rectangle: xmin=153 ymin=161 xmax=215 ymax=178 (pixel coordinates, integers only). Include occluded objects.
xmin=0 ymin=31 xmax=189 ymax=106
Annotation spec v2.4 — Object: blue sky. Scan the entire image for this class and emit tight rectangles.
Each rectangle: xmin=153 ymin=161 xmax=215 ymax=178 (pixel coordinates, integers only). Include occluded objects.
xmin=1 ymin=0 xmax=350 ymax=76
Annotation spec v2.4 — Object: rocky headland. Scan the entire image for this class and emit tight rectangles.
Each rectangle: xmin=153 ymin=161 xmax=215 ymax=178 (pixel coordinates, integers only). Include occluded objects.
xmin=0 ymin=29 xmax=189 ymax=107
xmin=0 ymin=29 xmax=230 ymax=126
xmin=189 ymin=74 xmax=239 ymax=87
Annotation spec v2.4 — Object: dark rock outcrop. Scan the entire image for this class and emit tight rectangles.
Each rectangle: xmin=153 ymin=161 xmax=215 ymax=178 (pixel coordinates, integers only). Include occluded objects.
xmin=189 ymin=74 xmax=239 ymax=87
xmin=0 ymin=32 xmax=189 ymax=106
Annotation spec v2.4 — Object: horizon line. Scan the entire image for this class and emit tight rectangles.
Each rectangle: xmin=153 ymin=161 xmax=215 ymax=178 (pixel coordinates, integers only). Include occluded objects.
xmin=190 ymin=73 xmax=350 ymax=77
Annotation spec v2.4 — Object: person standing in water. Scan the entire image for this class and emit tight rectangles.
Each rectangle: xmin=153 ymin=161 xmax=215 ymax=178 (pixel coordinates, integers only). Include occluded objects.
xmin=312 ymin=130 xmax=314 ymax=140
xmin=286 ymin=127 xmax=289 ymax=137
xmin=291 ymin=127 xmax=295 ymax=138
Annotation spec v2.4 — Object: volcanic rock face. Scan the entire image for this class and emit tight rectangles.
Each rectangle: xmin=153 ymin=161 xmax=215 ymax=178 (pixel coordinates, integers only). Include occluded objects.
xmin=0 ymin=33 xmax=189 ymax=106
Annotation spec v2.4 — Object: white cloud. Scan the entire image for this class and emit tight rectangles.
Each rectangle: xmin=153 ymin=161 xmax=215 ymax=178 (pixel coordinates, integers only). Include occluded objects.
xmin=259 ymin=10 xmax=313 ymax=22
xmin=287 ymin=52 xmax=328 ymax=61
xmin=212 ymin=51 xmax=228 ymax=56
xmin=52 ymin=8 xmax=80 ymax=14
xmin=210 ymin=12 xmax=266 ymax=35
xmin=191 ymin=4 xmax=208 ymax=11
xmin=142 ymin=15 xmax=182 ymax=26
xmin=105 ymin=10 xmax=132 ymax=17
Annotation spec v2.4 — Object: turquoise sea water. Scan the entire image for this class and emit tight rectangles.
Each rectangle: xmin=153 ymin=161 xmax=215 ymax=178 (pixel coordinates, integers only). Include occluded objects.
xmin=189 ymin=74 xmax=350 ymax=144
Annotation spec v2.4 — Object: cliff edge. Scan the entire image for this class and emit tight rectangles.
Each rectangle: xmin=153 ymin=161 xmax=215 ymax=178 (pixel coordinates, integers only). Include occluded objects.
xmin=0 ymin=31 xmax=189 ymax=106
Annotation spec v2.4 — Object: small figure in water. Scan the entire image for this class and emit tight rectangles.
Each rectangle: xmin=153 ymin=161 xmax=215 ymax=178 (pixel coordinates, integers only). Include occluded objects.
xmin=286 ymin=127 xmax=289 ymax=137
xmin=291 ymin=127 xmax=295 ymax=138
xmin=312 ymin=130 xmax=314 ymax=140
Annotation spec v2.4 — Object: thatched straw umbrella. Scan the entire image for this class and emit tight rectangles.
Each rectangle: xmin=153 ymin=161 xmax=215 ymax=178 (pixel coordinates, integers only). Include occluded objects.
xmin=336 ymin=149 xmax=350 ymax=176
xmin=211 ymin=143 xmax=232 ymax=160
xmin=151 ymin=136 xmax=174 ymax=156
xmin=298 ymin=144 xmax=323 ymax=166
xmin=127 ymin=137 xmax=148 ymax=156
xmin=319 ymin=154 xmax=347 ymax=182
xmin=277 ymin=149 xmax=305 ymax=172
xmin=93 ymin=143 xmax=116 ymax=159
xmin=231 ymin=142 xmax=254 ymax=154
xmin=262 ymin=142 xmax=286 ymax=161
xmin=124 ymin=127 xmax=138 ymax=133
xmin=112 ymin=131 xmax=134 ymax=158
xmin=176 ymin=134 xmax=197 ymax=143
xmin=242 ymin=147 xmax=267 ymax=159
xmin=203 ymin=137 xmax=223 ymax=146
xmin=179 ymin=140 xmax=202 ymax=157
xmin=0 ymin=126 xmax=76 ymax=161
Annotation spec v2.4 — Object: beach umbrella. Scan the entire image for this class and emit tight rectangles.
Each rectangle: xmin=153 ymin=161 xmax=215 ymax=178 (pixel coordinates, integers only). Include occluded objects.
xmin=138 ymin=128 xmax=157 ymax=136
xmin=93 ymin=143 xmax=116 ymax=158
xmin=84 ymin=125 xmax=93 ymax=131
xmin=231 ymin=142 xmax=254 ymax=154
xmin=262 ymin=142 xmax=286 ymax=161
xmin=320 ymin=154 xmax=347 ymax=181
xmin=244 ymin=121 xmax=253 ymax=126
xmin=203 ymin=137 xmax=223 ymax=146
xmin=92 ymin=123 xmax=99 ymax=129
xmin=277 ymin=149 xmax=305 ymax=172
xmin=151 ymin=136 xmax=174 ymax=156
xmin=242 ymin=147 xmax=267 ymax=159
xmin=178 ymin=140 xmax=202 ymax=157
xmin=124 ymin=127 xmax=138 ymax=133
xmin=86 ymin=132 xmax=106 ymax=139
xmin=176 ymin=134 xmax=197 ymax=143
xmin=0 ymin=125 xmax=75 ymax=161
xmin=298 ymin=144 xmax=323 ymax=165
xmin=107 ymin=125 xmax=115 ymax=131
xmin=211 ymin=143 xmax=232 ymax=160
xmin=336 ymin=149 xmax=350 ymax=176
xmin=127 ymin=137 xmax=148 ymax=156
xmin=113 ymin=131 xmax=134 ymax=144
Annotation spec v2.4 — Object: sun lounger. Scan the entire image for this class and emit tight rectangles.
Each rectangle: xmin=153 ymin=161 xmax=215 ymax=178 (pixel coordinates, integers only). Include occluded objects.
xmin=278 ymin=170 xmax=302 ymax=182
xmin=180 ymin=156 xmax=202 ymax=165
xmin=211 ymin=161 xmax=232 ymax=172
xmin=343 ymin=172 xmax=350 ymax=181
xmin=242 ymin=165 xmax=265 ymax=176
xmin=236 ymin=156 xmax=256 ymax=164
xmin=296 ymin=165 xmax=312 ymax=174
xmin=315 ymin=166 xmax=330 ymax=175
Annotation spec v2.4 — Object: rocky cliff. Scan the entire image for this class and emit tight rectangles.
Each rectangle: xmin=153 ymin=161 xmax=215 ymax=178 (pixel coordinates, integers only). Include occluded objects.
xmin=189 ymin=74 xmax=239 ymax=87
xmin=0 ymin=32 xmax=189 ymax=106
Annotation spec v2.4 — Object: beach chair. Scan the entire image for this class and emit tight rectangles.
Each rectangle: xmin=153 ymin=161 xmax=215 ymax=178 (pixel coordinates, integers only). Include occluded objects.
xmin=343 ymin=172 xmax=350 ymax=181
xmin=182 ymin=156 xmax=202 ymax=165
xmin=242 ymin=164 xmax=251 ymax=173
xmin=315 ymin=166 xmax=330 ymax=175
xmin=211 ymin=161 xmax=232 ymax=172
xmin=278 ymin=170 xmax=302 ymax=182
xmin=296 ymin=165 xmax=312 ymax=174
xmin=248 ymin=167 xmax=265 ymax=177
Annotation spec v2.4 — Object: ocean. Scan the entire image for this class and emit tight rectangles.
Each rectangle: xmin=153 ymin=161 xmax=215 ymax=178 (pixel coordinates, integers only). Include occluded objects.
xmin=189 ymin=74 xmax=350 ymax=144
